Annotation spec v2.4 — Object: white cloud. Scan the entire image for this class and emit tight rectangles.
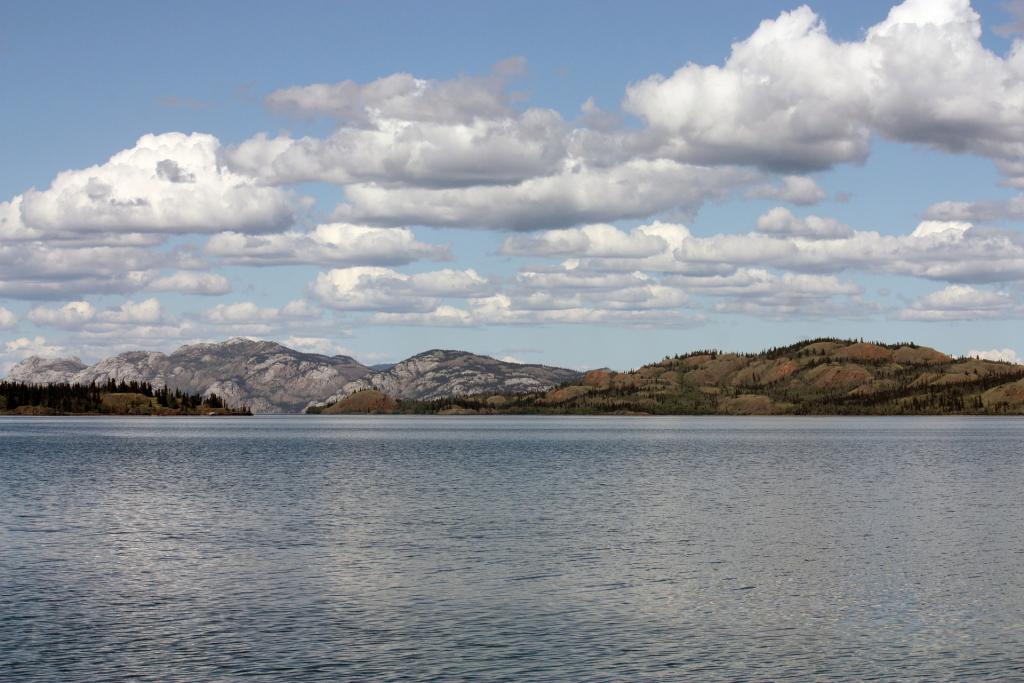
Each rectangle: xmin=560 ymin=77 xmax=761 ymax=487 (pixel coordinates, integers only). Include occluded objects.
xmin=747 ymin=176 xmax=829 ymax=205
xmin=909 ymin=220 xmax=973 ymax=238
xmin=509 ymin=218 xmax=1024 ymax=285
xmin=23 ymin=298 xmax=192 ymax=345
xmin=337 ymin=160 xmax=747 ymax=230
xmin=225 ymin=112 xmax=567 ymax=189
xmin=223 ymin=60 xmax=570 ymax=189
xmin=620 ymin=0 xmax=1024 ymax=183
xmin=280 ymin=299 xmax=321 ymax=319
xmin=3 ymin=336 xmax=66 ymax=359
xmin=203 ymin=302 xmax=279 ymax=324
xmin=265 ymin=68 xmax=516 ymax=124
xmin=205 ymin=224 xmax=449 ymax=267
xmin=0 ymin=307 xmax=17 ymax=329
xmin=0 ymin=197 xmax=40 ymax=240
xmin=203 ymin=300 xmax=320 ymax=324
xmin=10 ymin=133 xmax=296 ymax=237
xmin=281 ymin=336 xmax=353 ymax=357
xmin=925 ymin=195 xmax=1024 ymax=222
xmin=99 ymin=298 xmax=166 ymax=325
xmin=28 ymin=301 xmax=97 ymax=329
xmin=899 ymin=284 xmax=1019 ymax=320
xmin=755 ymin=207 xmax=853 ymax=239
xmin=0 ymin=336 xmax=72 ymax=376
xmin=309 ymin=267 xmax=490 ymax=311
xmin=148 ymin=271 xmax=231 ymax=295
xmin=500 ymin=222 xmax=672 ymax=258
xmin=968 ymin=348 xmax=1022 ymax=363
xmin=0 ymin=243 xmax=160 ymax=300
xmin=370 ymin=294 xmax=704 ymax=328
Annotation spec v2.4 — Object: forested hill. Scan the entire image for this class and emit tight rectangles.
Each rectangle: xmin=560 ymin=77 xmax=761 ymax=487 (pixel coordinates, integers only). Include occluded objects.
xmin=315 ymin=339 xmax=1024 ymax=416
xmin=0 ymin=379 xmax=251 ymax=416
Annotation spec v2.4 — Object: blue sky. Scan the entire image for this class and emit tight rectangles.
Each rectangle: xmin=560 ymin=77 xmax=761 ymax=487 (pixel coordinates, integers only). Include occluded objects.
xmin=2 ymin=0 xmax=1024 ymax=370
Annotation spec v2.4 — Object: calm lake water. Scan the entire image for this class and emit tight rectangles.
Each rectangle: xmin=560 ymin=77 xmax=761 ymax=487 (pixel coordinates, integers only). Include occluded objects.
xmin=2 ymin=416 xmax=1023 ymax=681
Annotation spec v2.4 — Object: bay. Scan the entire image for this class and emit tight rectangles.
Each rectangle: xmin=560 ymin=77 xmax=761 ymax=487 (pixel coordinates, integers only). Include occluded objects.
xmin=2 ymin=416 xmax=1023 ymax=681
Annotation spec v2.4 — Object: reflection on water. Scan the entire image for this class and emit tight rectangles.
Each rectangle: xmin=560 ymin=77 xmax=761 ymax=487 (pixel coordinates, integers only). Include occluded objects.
xmin=2 ymin=416 xmax=1024 ymax=681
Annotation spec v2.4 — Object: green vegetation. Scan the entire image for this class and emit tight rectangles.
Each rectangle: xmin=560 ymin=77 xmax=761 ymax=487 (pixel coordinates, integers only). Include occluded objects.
xmin=0 ymin=379 xmax=251 ymax=416
xmin=315 ymin=339 xmax=1024 ymax=416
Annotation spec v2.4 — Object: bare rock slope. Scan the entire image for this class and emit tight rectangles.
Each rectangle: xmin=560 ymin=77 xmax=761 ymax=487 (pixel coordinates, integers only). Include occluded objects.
xmin=5 ymin=356 xmax=88 ymax=385
xmin=7 ymin=338 xmax=371 ymax=413
xmin=310 ymin=350 xmax=581 ymax=409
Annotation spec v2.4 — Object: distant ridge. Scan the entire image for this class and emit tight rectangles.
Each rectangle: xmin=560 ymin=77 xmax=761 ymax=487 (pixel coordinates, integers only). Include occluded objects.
xmin=6 ymin=338 xmax=371 ymax=414
xmin=308 ymin=349 xmax=582 ymax=410
xmin=11 ymin=337 xmax=1024 ymax=416
xmin=313 ymin=339 xmax=1024 ymax=415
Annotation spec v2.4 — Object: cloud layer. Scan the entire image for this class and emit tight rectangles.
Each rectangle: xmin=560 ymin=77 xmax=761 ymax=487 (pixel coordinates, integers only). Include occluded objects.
xmin=2 ymin=0 xmax=1024 ymax=364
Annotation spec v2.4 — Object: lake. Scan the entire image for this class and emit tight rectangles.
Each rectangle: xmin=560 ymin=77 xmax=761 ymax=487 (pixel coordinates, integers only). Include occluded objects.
xmin=2 ymin=416 xmax=1023 ymax=681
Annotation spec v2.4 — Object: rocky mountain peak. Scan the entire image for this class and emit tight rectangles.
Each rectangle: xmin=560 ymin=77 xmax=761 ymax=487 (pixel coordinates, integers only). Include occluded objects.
xmin=5 ymin=338 xmax=372 ymax=413
xmin=309 ymin=350 xmax=582 ymax=409
xmin=5 ymin=356 xmax=88 ymax=385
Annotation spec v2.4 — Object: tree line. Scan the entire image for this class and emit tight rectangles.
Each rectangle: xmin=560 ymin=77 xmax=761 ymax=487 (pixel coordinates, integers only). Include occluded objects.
xmin=0 ymin=379 xmax=247 ymax=414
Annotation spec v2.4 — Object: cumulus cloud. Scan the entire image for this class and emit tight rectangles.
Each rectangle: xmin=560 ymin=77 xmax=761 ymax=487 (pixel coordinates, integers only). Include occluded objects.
xmin=28 ymin=301 xmax=97 ymax=329
xmin=899 ymin=284 xmax=1019 ymax=320
xmin=309 ymin=267 xmax=490 ymax=311
xmin=148 ymin=271 xmax=231 ymax=295
xmin=7 ymin=0 xmax=1024 ymax=338
xmin=695 ymin=269 xmax=877 ymax=319
xmin=755 ymin=207 xmax=853 ymax=239
xmin=511 ymin=263 xmax=872 ymax=321
xmin=337 ymin=160 xmax=747 ymax=230
xmin=746 ymin=176 xmax=829 ymax=205
xmin=281 ymin=336 xmax=353 ymax=357
xmin=265 ymin=67 xmax=517 ymax=124
xmin=11 ymin=133 xmax=296 ymax=237
xmin=99 ymin=298 xmax=166 ymax=325
xmin=4 ymin=336 xmax=64 ymax=356
xmin=507 ymin=218 xmax=1024 ymax=285
xmin=224 ymin=112 xmax=567 ymax=189
xmin=222 ymin=60 xmax=571 ymax=189
xmin=205 ymin=224 xmax=449 ymax=267
xmin=500 ymin=222 xmax=671 ymax=258
xmin=621 ymin=0 xmax=1024 ymax=183
xmin=203 ymin=300 xmax=320 ymax=325
xmin=0 ymin=307 xmax=17 ymax=330
xmin=370 ymin=294 xmax=704 ymax=328
xmin=28 ymin=298 xmax=170 ymax=329
xmin=924 ymin=195 xmax=1024 ymax=222
xmin=18 ymin=299 xmax=192 ymax=348
xmin=0 ymin=243 xmax=161 ymax=300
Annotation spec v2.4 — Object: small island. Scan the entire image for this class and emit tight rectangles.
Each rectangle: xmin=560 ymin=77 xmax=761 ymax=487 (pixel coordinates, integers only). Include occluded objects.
xmin=0 ymin=379 xmax=251 ymax=416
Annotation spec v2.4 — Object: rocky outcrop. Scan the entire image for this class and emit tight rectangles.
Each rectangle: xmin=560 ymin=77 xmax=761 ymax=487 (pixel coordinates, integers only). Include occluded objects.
xmin=310 ymin=349 xmax=581 ymax=409
xmin=6 ymin=338 xmax=371 ymax=414
xmin=5 ymin=356 xmax=88 ymax=384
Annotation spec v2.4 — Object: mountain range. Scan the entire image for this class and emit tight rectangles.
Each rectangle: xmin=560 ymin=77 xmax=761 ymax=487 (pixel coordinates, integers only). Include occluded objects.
xmin=315 ymin=339 xmax=1024 ymax=416
xmin=9 ymin=337 xmax=1024 ymax=416
xmin=307 ymin=349 xmax=582 ymax=410
xmin=5 ymin=338 xmax=581 ymax=413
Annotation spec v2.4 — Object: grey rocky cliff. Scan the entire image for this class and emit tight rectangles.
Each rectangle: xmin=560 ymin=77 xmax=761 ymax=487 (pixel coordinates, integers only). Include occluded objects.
xmin=309 ymin=349 xmax=581 ymax=409
xmin=5 ymin=356 xmax=88 ymax=385
xmin=5 ymin=338 xmax=371 ymax=414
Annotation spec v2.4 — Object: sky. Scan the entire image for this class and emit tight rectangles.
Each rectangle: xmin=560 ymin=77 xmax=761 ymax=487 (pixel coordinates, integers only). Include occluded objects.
xmin=2 ymin=0 xmax=1024 ymax=371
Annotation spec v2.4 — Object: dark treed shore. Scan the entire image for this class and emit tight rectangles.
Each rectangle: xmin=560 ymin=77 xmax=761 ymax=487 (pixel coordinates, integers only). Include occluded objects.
xmin=0 ymin=380 xmax=251 ymax=416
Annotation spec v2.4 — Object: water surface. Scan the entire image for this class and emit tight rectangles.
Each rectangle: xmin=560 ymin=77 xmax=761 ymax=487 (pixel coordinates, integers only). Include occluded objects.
xmin=2 ymin=416 xmax=1023 ymax=680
